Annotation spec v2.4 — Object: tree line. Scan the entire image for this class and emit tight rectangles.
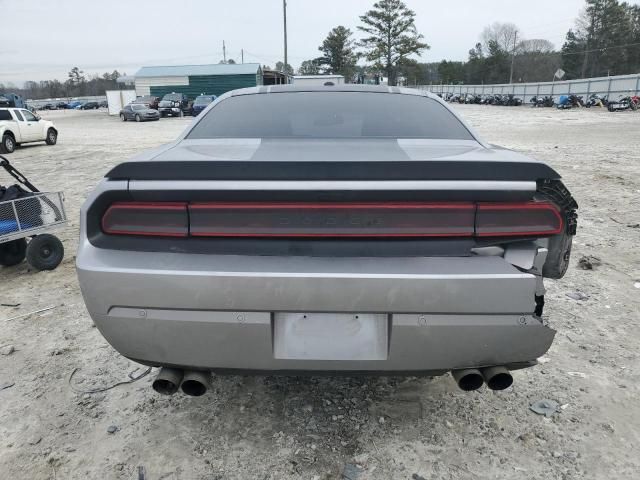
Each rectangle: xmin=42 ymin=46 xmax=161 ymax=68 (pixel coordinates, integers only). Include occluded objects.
xmin=294 ymin=0 xmax=640 ymax=85
xmin=2 ymin=0 xmax=639 ymax=97
xmin=0 ymin=67 xmax=123 ymax=100
xmin=273 ymin=0 xmax=429 ymax=86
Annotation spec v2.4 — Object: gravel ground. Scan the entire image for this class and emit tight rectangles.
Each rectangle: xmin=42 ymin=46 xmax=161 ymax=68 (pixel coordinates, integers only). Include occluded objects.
xmin=0 ymin=106 xmax=638 ymax=480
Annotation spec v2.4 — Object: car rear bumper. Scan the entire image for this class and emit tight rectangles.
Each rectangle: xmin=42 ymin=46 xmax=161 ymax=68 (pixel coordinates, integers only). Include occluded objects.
xmin=76 ymin=242 xmax=554 ymax=372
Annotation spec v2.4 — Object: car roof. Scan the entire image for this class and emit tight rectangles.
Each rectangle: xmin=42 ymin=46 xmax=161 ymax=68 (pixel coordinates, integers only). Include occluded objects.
xmin=230 ymin=84 xmax=437 ymax=99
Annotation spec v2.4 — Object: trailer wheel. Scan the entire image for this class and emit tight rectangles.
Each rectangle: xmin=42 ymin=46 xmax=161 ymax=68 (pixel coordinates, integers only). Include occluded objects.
xmin=0 ymin=239 xmax=27 ymax=266
xmin=26 ymin=234 xmax=64 ymax=270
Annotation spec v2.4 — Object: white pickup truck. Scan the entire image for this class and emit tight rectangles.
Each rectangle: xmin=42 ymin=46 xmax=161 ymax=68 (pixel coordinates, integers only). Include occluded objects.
xmin=0 ymin=107 xmax=58 ymax=154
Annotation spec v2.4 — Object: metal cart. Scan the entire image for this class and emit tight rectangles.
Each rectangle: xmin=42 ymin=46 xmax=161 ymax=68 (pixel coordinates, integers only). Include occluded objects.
xmin=0 ymin=155 xmax=67 ymax=270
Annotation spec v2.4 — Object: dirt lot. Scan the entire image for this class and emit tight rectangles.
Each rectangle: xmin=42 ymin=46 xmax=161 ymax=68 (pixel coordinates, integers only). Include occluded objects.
xmin=0 ymin=106 xmax=638 ymax=480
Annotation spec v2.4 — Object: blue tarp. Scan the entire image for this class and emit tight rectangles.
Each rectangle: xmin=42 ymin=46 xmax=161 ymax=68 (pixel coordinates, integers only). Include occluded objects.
xmin=0 ymin=220 xmax=32 ymax=235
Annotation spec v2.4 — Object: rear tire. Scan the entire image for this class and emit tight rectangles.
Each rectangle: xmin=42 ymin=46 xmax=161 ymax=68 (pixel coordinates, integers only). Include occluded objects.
xmin=45 ymin=128 xmax=57 ymax=145
xmin=1 ymin=133 xmax=16 ymax=154
xmin=26 ymin=234 xmax=64 ymax=271
xmin=543 ymin=232 xmax=573 ymax=279
xmin=120 ymin=113 xmax=126 ymax=122
xmin=0 ymin=239 xmax=27 ymax=266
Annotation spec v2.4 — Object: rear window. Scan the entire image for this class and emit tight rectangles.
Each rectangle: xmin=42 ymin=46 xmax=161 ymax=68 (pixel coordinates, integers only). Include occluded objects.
xmin=0 ymin=110 xmax=12 ymax=121
xmin=187 ymin=92 xmax=473 ymax=140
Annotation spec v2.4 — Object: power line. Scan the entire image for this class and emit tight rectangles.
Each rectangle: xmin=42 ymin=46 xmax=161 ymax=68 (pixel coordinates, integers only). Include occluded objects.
xmin=560 ymin=40 xmax=640 ymax=56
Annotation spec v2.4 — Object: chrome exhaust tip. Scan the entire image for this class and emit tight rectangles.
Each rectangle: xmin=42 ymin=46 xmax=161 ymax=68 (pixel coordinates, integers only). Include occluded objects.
xmin=451 ymin=369 xmax=484 ymax=391
xmin=481 ymin=366 xmax=513 ymax=391
xmin=152 ymin=368 xmax=184 ymax=395
xmin=180 ymin=370 xmax=211 ymax=397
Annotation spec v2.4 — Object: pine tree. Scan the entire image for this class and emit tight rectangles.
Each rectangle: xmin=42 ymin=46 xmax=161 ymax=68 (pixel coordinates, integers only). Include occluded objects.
xmin=561 ymin=30 xmax=587 ymax=79
xmin=317 ymin=26 xmax=358 ymax=80
xmin=358 ymin=0 xmax=429 ymax=86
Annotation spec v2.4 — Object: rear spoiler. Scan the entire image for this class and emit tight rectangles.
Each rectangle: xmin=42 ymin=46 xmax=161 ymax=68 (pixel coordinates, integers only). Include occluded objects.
xmin=106 ymin=160 xmax=561 ymax=182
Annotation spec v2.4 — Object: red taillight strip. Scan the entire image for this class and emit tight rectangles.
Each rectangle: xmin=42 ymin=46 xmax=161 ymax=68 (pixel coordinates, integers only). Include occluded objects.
xmin=104 ymin=202 xmax=188 ymax=210
xmin=189 ymin=202 xmax=476 ymax=210
xmin=101 ymin=201 xmax=564 ymax=238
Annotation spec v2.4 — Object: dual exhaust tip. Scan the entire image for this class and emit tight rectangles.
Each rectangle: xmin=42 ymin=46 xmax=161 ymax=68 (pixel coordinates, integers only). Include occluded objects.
xmin=153 ymin=366 xmax=512 ymax=396
xmin=152 ymin=368 xmax=210 ymax=397
xmin=452 ymin=366 xmax=513 ymax=392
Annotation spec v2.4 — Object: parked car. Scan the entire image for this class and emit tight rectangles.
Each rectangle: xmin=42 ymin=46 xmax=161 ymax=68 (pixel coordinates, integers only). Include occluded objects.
xmin=40 ymin=103 xmax=57 ymax=110
xmin=133 ymin=95 xmax=160 ymax=110
xmin=191 ymin=94 xmax=216 ymax=116
xmin=158 ymin=92 xmax=190 ymax=117
xmin=99 ymin=101 xmax=108 ymax=108
xmin=56 ymin=102 xmax=69 ymax=109
xmin=81 ymin=101 xmax=100 ymax=110
xmin=66 ymin=101 xmax=83 ymax=109
xmin=119 ymin=103 xmax=160 ymax=122
xmin=0 ymin=107 xmax=58 ymax=153
xmin=77 ymin=86 xmax=578 ymax=397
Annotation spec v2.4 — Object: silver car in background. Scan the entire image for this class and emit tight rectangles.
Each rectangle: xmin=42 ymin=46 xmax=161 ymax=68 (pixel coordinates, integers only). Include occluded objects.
xmin=77 ymin=85 xmax=578 ymax=396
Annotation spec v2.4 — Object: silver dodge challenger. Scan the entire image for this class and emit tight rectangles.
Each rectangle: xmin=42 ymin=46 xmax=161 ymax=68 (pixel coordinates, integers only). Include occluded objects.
xmin=76 ymin=85 xmax=578 ymax=396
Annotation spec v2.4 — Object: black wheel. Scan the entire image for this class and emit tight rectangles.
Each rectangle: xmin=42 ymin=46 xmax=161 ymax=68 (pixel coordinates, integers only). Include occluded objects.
xmin=120 ymin=113 xmax=126 ymax=122
xmin=0 ymin=239 xmax=27 ymax=266
xmin=26 ymin=234 xmax=64 ymax=271
xmin=135 ymin=114 xmax=141 ymax=122
xmin=45 ymin=128 xmax=57 ymax=145
xmin=1 ymin=133 xmax=16 ymax=154
xmin=543 ymin=232 xmax=573 ymax=280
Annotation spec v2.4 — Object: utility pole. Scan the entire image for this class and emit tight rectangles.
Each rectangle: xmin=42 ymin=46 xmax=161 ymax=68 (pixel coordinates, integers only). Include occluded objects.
xmin=509 ymin=31 xmax=518 ymax=83
xmin=223 ymin=40 xmax=227 ymax=63
xmin=283 ymin=0 xmax=288 ymax=74
xmin=241 ymin=49 xmax=244 ymax=64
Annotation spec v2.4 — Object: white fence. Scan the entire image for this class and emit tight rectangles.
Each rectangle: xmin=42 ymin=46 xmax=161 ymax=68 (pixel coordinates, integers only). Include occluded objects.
xmin=420 ymin=73 xmax=640 ymax=100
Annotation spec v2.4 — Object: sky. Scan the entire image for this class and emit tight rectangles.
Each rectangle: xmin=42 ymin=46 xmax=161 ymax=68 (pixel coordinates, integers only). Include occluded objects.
xmin=1 ymin=0 xmax=635 ymax=85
